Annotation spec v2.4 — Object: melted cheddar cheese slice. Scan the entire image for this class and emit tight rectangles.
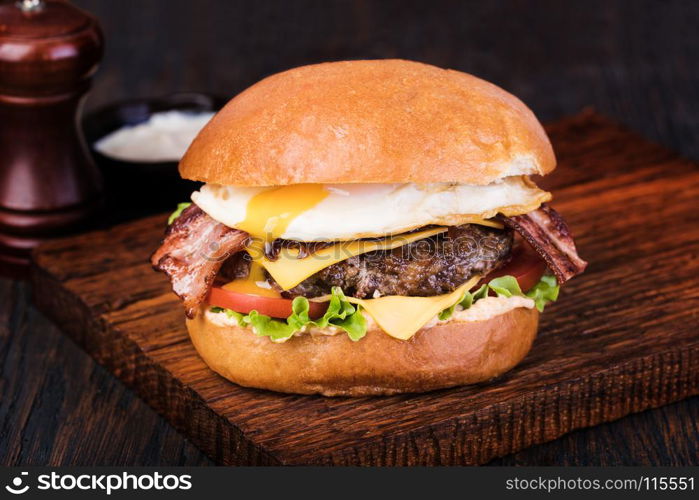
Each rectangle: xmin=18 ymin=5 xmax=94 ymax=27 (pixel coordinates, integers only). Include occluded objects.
xmin=341 ymin=275 xmax=481 ymax=340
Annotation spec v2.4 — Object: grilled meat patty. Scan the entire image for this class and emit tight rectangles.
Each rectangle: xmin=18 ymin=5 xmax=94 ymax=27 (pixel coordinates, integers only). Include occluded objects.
xmin=282 ymin=224 xmax=513 ymax=298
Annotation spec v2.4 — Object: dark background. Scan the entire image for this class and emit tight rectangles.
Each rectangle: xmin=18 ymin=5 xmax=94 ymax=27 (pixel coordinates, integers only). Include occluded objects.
xmin=1 ymin=0 xmax=698 ymax=465
xmin=78 ymin=0 xmax=699 ymax=162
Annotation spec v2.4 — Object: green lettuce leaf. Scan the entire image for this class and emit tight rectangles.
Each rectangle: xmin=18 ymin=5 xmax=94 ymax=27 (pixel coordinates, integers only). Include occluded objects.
xmin=438 ymin=283 xmax=487 ymax=321
xmin=488 ymin=276 xmax=523 ymax=297
xmin=525 ymin=274 xmax=560 ymax=312
xmin=210 ymin=286 xmax=367 ymax=342
xmin=168 ymin=202 xmax=192 ymax=225
xmin=472 ymin=284 xmax=490 ymax=302
xmin=437 ymin=274 xmax=560 ymax=320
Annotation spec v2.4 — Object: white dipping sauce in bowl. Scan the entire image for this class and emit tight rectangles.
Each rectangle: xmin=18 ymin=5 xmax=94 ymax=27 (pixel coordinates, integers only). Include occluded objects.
xmin=94 ymin=110 xmax=215 ymax=163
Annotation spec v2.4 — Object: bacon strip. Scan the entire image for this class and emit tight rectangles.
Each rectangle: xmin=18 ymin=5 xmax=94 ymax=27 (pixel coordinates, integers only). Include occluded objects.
xmin=500 ymin=204 xmax=587 ymax=284
xmin=151 ymin=204 xmax=249 ymax=317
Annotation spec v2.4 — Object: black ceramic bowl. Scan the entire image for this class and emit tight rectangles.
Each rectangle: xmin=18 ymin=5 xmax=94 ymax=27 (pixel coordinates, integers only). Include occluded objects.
xmin=83 ymin=92 xmax=225 ymax=221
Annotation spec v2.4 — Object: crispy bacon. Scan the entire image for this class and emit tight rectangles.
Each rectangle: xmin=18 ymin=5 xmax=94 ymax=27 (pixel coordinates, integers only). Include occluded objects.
xmin=151 ymin=204 xmax=249 ymax=317
xmin=500 ymin=204 xmax=587 ymax=284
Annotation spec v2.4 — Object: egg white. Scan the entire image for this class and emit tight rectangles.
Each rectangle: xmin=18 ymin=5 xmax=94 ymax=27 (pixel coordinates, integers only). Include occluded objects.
xmin=191 ymin=176 xmax=551 ymax=242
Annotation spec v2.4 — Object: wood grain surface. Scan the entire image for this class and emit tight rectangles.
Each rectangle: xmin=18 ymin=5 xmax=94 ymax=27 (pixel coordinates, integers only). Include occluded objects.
xmin=29 ymin=111 xmax=699 ymax=465
xmin=2 ymin=275 xmax=696 ymax=466
xmin=0 ymin=280 xmax=210 ymax=466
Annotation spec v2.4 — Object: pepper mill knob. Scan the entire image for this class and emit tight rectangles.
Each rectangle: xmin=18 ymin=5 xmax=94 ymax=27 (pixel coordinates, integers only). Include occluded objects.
xmin=0 ymin=0 xmax=104 ymax=277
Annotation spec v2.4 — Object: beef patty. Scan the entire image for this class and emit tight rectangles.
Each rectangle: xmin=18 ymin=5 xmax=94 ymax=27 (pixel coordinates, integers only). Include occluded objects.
xmin=220 ymin=224 xmax=512 ymax=299
xmin=284 ymin=224 xmax=512 ymax=298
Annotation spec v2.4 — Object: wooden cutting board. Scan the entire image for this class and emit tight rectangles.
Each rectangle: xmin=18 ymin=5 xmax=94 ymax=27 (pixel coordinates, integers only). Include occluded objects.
xmin=30 ymin=111 xmax=699 ymax=465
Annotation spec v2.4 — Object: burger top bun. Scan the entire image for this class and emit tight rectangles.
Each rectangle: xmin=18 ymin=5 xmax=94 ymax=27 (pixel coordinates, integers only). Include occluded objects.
xmin=179 ymin=59 xmax=555 ymax=187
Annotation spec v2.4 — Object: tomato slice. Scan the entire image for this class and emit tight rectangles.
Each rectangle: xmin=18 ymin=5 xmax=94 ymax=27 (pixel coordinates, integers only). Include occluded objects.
xmin=482 ymin=241 xmax=547 ymax=292
xmin=208 ymin=287 xmax=328 ymax=319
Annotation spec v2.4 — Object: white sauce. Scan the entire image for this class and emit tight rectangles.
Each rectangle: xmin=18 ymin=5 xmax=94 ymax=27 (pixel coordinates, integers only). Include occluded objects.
xmin=205 ymin=295 xmax=535 ymax=340
xmin=423 ymin=295 xmax=534 ymax=329
xmin=94 ymin=110 xmax=215 ymax=162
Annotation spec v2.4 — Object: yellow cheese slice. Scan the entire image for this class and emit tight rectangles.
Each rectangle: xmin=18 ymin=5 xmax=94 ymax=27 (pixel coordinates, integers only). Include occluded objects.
xmin=249 ymin=226 xmax=447 ymax=290
xmin=343 ymin=275 xmax=482 ymax=340
xmin=457 ymin=218 xmax=504 ymax=229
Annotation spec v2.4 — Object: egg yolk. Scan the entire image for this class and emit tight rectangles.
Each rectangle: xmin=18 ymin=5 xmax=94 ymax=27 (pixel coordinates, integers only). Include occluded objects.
xmin=237 ymin=184 xmax=329 ymax=241
xmin=222 ymin=261 xmax=281 ymax=298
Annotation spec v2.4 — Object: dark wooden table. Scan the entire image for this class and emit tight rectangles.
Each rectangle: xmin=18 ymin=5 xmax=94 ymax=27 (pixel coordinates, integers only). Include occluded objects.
xmin=1 ymin=0 xmax=698 ymax=465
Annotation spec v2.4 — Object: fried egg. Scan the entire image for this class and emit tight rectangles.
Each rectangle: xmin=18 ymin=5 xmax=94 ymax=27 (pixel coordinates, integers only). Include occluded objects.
xmin=191 ymin=176 xmax=551 ymax=242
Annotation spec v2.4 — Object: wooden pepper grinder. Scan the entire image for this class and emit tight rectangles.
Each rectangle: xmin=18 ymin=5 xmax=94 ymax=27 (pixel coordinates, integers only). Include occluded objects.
xmin=0 ymin=0 xmax=104 ymax=277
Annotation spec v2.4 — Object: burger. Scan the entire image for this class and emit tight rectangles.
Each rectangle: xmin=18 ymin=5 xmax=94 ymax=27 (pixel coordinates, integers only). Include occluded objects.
xmin=151 ymin=59 xmax=587 ymax=396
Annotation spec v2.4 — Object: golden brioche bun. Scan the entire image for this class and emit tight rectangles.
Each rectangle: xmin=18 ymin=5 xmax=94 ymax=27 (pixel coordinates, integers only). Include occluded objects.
xmin=179 ymin=59 xmax=555 ymax=187
xmin=186 ymin=306 xmax=539 ymax=396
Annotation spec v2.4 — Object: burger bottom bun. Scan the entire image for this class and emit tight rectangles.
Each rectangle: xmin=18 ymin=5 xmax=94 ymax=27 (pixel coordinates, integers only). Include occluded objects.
xmin=186 ymin=307 xmax=539 ymax=396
